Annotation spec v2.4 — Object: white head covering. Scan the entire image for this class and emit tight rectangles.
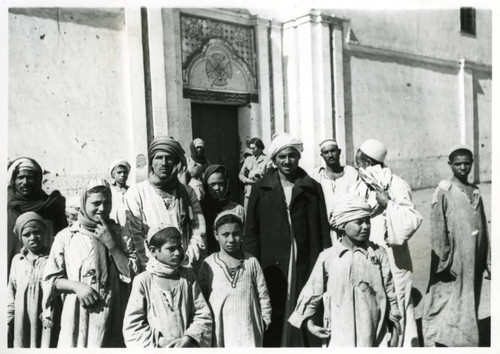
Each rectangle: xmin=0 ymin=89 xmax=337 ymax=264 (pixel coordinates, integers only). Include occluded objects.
xmin=319 ymin=139 xmax=338 ymax=150
xmin=330 ymin=194 xmax=371 ymax=229
xmin=359 ymin=139 xmax=387 ymax=163
xmin=109 ymin=159 xmax=131 ymax=177
xmin=268 ymin=133 xmax=304 ymax=160
xmin=449 ymin=144 xmax=473 ymax=158
xmin=193 ymin=138 xmax=205 ymax=148
xmin=213 ymin=210 xmax=244 ymax=229
xmin=65 ymin=195 xmax=80 ymax=217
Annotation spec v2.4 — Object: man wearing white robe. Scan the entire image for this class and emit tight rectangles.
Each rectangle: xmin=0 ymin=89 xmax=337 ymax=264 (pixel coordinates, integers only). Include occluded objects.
xmin=351 ymin=139 xmax=422 ymax=347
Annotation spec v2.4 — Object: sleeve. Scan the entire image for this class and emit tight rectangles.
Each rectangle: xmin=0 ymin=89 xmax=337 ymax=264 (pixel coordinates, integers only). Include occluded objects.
xmin=430 ymin=188 xmax=454 ymax=274
xmin=243 ymin=183 xmax=261 ymax=260
xmin=122 ymin=186 xmax=149 ymax=267
xmin=384 ymin=177 xmax=423 ymax=246
xmin=112 ymin=223 xmax=141 ymax=282
xmin=239 ymin=157 xmax=251 ymax=183
xmin=7 ymin=258 xmax=17 ymax=326
xmin=184 ymin=272 xmax=213 ymax=347
xmin=42 ymin=233 xmax=67 ymax=321
xmin=288 ymin=252 xmax=326 ymax=329
xmin=185 ymin=185 xmax=207 ymax=272
xmin=379 ymin=249 xmax=401 ymax=321
xmin=316 ymin=182 xmax=333 ymax=249
xmin=253 ymin=259 xmax=272 ymax=328
xmin=122 ymin=277 xmax=163 ymax=348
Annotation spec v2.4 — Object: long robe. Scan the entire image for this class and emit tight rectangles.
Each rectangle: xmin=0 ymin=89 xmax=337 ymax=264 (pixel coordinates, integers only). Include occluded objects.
xmin=198 ymin=252 xmax=272 ymax=347
xmin=8 ymin=251 xmax=49 ymax=347
xmin=288 ymin=241 xmax=400 ymax=347
xmin=352 ymin=170 xmax=422 ymax=347
xmin=122 ymin=180 xmax=206 ymax=271
xmin=422 ymin=180 xmax=489 ymax=347
xmin=122 ymin=269 xmax=212 ymax=347
xmin=42 ymin=223 xmax=138 ymax=347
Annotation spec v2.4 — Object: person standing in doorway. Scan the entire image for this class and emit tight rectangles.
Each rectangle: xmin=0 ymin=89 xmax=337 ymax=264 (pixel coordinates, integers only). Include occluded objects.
xmin=239 ymin=138 xmax=269 ymax=209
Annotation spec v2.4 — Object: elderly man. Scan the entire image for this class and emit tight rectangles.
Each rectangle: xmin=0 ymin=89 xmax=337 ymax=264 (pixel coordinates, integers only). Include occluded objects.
xmin=311 ymin=139 xmax=358 ymax=241
xmin=244 ymin=133 xmax=331 ymax=347
xmin=239 ymin=137 xmax=269 ymax=209
xmin=351 ymin=139 xmax=422 ymax=347
xmin=122 ymin=136 xmax=206 ymax=272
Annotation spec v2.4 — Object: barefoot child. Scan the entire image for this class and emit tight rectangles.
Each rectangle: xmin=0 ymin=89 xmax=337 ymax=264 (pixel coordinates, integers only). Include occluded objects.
xmin=8 ymin=212 xmax=51 ymax=347
xmin=288 ymin=195 xmax=401 ymax=347
xmin=123 ymin=226 xmax=212 ymax=347
xmin=42 ymin=178 xmax=138 ymax=347
xmin=198 ymin=211 xmax=272 ymax=347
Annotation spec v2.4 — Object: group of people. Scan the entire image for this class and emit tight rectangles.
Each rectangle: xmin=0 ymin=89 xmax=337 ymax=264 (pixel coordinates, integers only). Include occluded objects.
xmin=7 ymin=132 xmax=490 ymax=348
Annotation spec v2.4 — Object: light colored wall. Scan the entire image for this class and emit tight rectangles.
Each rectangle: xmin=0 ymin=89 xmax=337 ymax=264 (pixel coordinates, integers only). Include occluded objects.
xmin=8 ymin=8 xmax=138 ymax=197
xmin=347 ymin=55 xmax=460 ymax=188
xmin=329 ymin=9 xmax=491 ymax=65
xmin=475 ymin=71 xmax=492 ymax=182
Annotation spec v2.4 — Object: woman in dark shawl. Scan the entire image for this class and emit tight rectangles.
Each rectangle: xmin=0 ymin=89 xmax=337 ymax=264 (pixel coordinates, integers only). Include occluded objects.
xmin=7 ymin=157 xmax=67 ymax=274
xmin=200 ymin=164 xmax=245 ymax=255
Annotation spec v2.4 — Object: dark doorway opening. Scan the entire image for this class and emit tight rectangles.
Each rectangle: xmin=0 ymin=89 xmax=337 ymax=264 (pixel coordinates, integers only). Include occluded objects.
xmin=191 ymin=103 xmax=241 ymax=203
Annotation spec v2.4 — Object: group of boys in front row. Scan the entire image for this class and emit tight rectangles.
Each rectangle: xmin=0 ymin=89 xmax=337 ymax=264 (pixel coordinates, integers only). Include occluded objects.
xmin=7 ymin=133 xmax=490 ymax=348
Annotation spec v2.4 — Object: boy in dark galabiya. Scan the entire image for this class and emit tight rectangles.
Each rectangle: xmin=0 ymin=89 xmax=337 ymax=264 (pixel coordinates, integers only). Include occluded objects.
xmin=288 ymin=195 xmax=401 ymax=347
xmin=123 ymin=226 xmax=212 ymax=347
xmin=198 ymin=211 xmax=272 ymax=347
xmin=422 ymin=145 xmax=490 ymax=347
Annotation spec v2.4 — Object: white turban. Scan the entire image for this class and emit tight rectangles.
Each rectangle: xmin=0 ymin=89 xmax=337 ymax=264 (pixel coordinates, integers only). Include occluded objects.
xmin=193 ymin=138 xmax=205 ymax=148
xmin=109 ymin=159 xmax=131 ymax=177
xmin=330 ymin=194 xmax=371 ymax=229
xmin=449 ymin=144 xmax=472 ymax=158
xmin=268 ymin=133 xmax=303 ymax=160
xmin=359 ymin=139 xmax=387 ymax=163
xmin=319 ymin=139 xmax=338 ymax=150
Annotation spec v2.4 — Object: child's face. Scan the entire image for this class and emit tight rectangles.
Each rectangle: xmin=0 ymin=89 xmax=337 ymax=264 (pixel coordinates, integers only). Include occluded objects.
xmin=85 ymin=192 xmax=111 ymax=222
xmin=21 ymin=223 xmax=46 ymax=253
xmin=448 ymin=154 xmax=473 ymax=180
xmin=344 ymin=217 xmax=371 ymax=243
xmin=215 ymin=222 xmax=242 ymax=255
xmin=151 ymin=239 xmax=184 ymax=267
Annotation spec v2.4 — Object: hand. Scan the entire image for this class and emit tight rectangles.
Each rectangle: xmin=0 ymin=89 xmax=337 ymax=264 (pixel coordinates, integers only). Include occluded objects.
xmin=166 ymin=336 xmax=196 ymax=347
xmin=374 ymin=185 xmax=390 ymax=208
xmin=74 ymin=282 xmax=100 ymax=309
xmin=485 ymin=265 xmax=491 ymax=280
xmin=95 ymin=216 xmax=117 ymax=249
xmin=306 ymin=319 xmax=331 ymax=339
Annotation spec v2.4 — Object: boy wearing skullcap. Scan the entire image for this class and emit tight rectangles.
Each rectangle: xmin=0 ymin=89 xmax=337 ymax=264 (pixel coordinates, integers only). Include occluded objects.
xmin=422 ymin=145 xmax=490 ymax=347
xmin=289 ymin=194 xmax=401 ymax=347
xmin=109 ymin=159 xmax=131 ymax=223
xmin=8 ymin=212 xmax=52 ymax=347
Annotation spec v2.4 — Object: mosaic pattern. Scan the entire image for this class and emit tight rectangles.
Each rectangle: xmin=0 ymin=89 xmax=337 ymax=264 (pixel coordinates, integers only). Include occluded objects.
xmin=180 ymin=14 xmax=257 ymax=76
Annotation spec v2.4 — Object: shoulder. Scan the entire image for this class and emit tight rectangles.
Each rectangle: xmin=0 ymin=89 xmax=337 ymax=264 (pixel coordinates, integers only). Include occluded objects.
xmin=224 ymin=201 xmax=245 ymax=214
xmin=11 ymin=253 xmax=23 ymax=265
xmin=179 ymin=267 xmax=198 ymax=282
xmin=127 ymin=180 xmax=148 ymax=197
xmin=437 ymin=179 xmax=452 ymax=191
xmin=344 ymin=165 xmax=358 ymax=177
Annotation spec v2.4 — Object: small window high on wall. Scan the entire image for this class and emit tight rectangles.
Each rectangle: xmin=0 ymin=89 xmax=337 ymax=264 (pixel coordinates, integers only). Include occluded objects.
xmin=460 ymin=7 xmax=476 ymax=35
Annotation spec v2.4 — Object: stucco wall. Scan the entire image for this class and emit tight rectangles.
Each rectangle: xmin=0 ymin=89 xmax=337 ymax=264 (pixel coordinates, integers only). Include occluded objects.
xmin=8 ymin=8 xmax=135 ymax=197
xmin=346 ymin=53 xmax=462 ymax=189
xmin=475 ymin=71 xmax=492 ymax=182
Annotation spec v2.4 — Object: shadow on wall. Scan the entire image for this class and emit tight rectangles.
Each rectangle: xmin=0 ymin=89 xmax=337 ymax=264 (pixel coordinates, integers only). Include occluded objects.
xmin=9 ymin=7 xmax=125 ymax=31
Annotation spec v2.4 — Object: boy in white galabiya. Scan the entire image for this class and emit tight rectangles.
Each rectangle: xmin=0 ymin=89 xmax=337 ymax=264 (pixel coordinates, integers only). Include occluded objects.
xmin=288 ymin=194 xmax=401 ymax=347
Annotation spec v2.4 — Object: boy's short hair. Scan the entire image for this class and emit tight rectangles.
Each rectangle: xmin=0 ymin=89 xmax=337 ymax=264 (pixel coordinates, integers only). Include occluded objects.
xmin=249 ymin=137 xmax=265 ymax=150
xmin=148 ymin=226 xmax=182 ymax=249
xmin=449 ymin=148 xmax=473 ymax=162
xmin=215 ymin=214 xmax=243 ymax=232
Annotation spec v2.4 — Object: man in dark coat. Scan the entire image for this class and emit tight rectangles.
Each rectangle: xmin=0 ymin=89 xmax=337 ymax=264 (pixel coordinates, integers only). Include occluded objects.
xmin=244 ymin=133 xmax=331 ymax=347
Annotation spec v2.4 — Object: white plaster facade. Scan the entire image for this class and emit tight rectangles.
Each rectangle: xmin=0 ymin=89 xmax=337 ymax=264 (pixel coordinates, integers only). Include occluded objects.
xmin=8 ymin=7 xmax=492 ymax=196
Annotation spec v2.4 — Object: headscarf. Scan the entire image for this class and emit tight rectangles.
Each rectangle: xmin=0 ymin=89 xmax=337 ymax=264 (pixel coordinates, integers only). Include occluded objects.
xmin=268 ymin=133 xmax=304 ymax=160
xmin=200 ymin=165 xmax=232 ymax=254
xmin=148 ymin=136 xmax=187 ymax=190
xmin=190 ymin=138 xmax=207 ymax=165
xmin=78 ymin=178 xmax=111 ymax=233
xmin=8 ymin=157 xmax=43 ymax=200
xmin=13 ymin=211 xmax=47 ymax=241
xmin=109 ymin=159 xmax=131 ymax=177
xmin=359 ymin=139 xmax=387 ymax=163
xmin=330 ymin=194 xmax=371 ymax=229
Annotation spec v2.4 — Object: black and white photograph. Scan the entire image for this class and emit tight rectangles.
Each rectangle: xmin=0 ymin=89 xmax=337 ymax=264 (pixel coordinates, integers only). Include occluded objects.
xmin=2 ymin=0 xmax=497 ymax=351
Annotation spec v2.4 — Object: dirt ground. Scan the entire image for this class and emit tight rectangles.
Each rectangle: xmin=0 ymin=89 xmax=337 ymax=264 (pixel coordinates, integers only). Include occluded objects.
xmin=408 ymin=182 xmax=491 ymax=346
